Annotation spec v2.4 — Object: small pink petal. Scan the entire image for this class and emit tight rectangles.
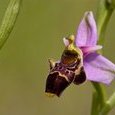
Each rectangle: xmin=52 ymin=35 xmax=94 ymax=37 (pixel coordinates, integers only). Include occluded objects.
xmin=80 ymin=45 xmax=102 ymax=55
xmin=63 ymin=37 xmax=69 ymax=46
xmin=75 ymin=11 xmax=98 ymax=47
xmin=84 ymin=53 xmax=115 ymax=85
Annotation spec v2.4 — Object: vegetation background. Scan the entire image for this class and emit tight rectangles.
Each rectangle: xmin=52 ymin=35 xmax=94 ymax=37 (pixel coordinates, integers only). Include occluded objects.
xmin=0 ymin=0 xmax=114 ymax=115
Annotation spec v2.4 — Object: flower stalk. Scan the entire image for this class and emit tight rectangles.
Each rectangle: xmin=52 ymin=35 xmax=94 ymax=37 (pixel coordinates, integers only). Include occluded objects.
xmin=97 ymin=0 xmax=115 ymax=44
xmin=91 ymin=83 xmax=106 ymax=115
xmin=99 ymin=92 xmax=115 ymax=115
xmin=0 ymin=0 xmax=22 ymax=49
xmin=91 ymin=91 xmax=99 ymax=115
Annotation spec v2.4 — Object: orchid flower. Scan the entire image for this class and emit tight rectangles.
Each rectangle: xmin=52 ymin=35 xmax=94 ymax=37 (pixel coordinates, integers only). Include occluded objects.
xmin=45 ymin=11 xmax=115 ymax=97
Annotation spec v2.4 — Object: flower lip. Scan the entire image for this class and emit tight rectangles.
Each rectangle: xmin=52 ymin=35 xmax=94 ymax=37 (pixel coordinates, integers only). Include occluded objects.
xmin=45 ymin=72 xmax=70 ymax=97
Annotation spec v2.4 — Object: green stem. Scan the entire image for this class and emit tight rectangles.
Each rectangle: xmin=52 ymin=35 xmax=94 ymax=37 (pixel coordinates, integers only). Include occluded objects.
xmin=91 ymin=82 xmax=106 ymax=115
xmin=97 ymin=0 xmax=114 ymax=45
xmin=92 ymin=83 xmax=106 ymax=106
xmin=91 ymin=91 xmax=99 ymax=115
xmin=0 ymin=0 xmax=22 ymax=49
xmin=99 ymin=92 xmax=115 ymax=115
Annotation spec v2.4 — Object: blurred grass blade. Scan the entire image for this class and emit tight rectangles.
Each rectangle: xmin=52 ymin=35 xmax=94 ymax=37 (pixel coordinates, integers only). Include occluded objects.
xmin=0 ymin=0 xmax=22 ymax=49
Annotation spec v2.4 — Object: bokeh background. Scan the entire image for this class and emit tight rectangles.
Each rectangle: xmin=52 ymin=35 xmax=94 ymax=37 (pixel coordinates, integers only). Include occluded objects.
xmin=0 ymin=0 xmax=115 ymax=115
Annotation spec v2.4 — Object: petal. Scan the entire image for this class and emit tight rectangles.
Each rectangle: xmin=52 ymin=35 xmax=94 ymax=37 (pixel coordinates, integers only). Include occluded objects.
xmin=63 ymin=35 xmax=75 ymax=46
xmin=84 ymin=53 xmax=115 ymax=85
xmin=75 ymin=11 xmax=98 ymax=47
xmin=80 ymin=45 xmax=102 ymax=55
xmin=63 ymin=37 xmax=69 ymax=46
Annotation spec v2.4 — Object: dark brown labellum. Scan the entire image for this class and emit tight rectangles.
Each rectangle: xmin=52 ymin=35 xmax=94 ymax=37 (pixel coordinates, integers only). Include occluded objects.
xmin=73 ymin=67 xmax=86 ymax=85
xmin=45 ymin=36 xmax=86 ymax=97
xmin=45 ymin=72 xmax=71 ymax=97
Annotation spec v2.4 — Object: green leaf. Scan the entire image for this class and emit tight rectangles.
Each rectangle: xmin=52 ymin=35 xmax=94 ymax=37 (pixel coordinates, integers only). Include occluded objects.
xmin=0 ymin=0 xmax=22 ymax=49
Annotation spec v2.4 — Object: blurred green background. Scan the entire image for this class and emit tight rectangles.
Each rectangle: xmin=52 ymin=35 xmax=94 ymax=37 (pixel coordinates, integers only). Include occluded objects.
xmin=0 ymin=0 xmax=115 ymax=115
